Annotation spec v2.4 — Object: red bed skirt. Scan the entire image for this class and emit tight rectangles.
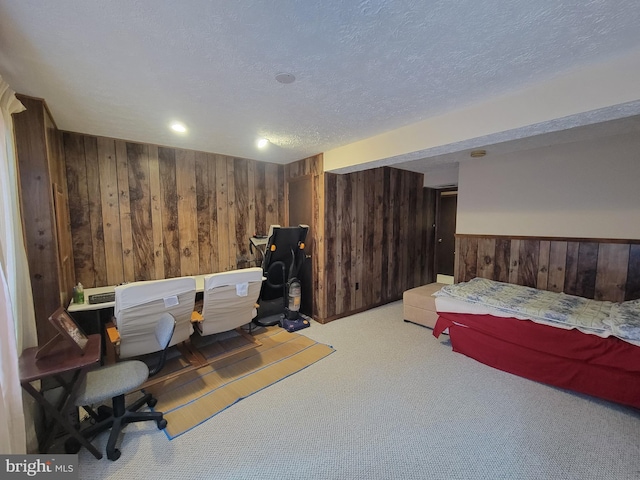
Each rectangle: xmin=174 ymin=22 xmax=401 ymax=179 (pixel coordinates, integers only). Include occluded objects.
xmin=433 ymin=312 xmax=640 ymax=409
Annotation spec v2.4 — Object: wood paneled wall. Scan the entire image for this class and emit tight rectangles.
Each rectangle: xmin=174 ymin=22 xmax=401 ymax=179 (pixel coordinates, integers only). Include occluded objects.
xmin=63 ymin=132 xmax=436 ymax=322
xmin=284 ymin=154 xmax=325 ymax=319
xmin=63 ymin=132 xmax=285 ymax=287
xmin=455 ymin=234 xmax=640 ymax=302
xmin=323 ymin=167 xmax=436 ymax=320
xmin=14 ymin=96 xmax=75 ymax=344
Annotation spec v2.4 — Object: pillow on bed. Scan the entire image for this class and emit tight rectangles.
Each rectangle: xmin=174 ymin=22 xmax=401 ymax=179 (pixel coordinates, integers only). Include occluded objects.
xmin=606 ymin=299 xmax=640 ymax=341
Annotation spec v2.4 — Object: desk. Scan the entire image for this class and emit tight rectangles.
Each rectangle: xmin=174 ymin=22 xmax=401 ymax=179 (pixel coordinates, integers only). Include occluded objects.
xmin=67 ymin=274 xmax=215 ymax=313
xmin=19 ymin=334 xmax=103 ymax=459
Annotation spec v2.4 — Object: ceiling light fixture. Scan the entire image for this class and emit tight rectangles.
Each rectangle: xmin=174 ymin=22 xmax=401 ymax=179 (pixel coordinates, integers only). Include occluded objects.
xmin=257 ymin=138 xmax=269 ymax=148
xmin=275 ymin=72 xmax=295 ymax=84
xmin=470 ymin=149 xmax=487 ymax=158
xmin=170 ymin=122 xmax=187 ymax=133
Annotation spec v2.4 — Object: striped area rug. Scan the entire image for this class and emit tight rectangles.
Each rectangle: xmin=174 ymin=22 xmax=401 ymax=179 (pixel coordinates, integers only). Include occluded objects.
xmin=144 ymin=326 xmax=335 ymax=439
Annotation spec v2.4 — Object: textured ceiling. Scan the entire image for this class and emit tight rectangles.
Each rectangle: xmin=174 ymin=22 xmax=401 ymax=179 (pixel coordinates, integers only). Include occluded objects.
xmin=1 ymin=0 xmax=639 ymax=169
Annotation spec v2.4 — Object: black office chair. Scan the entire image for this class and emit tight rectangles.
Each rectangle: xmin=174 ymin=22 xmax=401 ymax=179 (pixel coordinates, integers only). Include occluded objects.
xmin=67 ymin=313 xmax=176 ymax=461
xmin=254 ymin=225 xmax=308 ymax=326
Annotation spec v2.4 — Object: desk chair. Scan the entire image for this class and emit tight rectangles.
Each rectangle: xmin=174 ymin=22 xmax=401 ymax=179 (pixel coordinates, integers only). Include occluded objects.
xmin=69 ymin=313 xmax=176 ymax=461
xmin=195 ymin=267 xmax=264 ymax=336
xmin=114 ymin=277 xmax=196 ymax=358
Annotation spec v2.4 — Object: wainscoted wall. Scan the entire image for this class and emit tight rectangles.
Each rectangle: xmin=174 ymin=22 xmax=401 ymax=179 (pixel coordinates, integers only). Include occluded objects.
xmin=455 ymin=235 xmax=640 ymax=302
xmin=63 ymin=132 xmax=285 ymax=287
xmin=323 ymin=167 xmax=436 ymax=320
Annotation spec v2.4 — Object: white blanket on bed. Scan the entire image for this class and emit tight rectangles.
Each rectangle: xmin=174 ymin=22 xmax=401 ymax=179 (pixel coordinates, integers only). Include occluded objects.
xmin=434 ymin=278 xmax=640 ymax=342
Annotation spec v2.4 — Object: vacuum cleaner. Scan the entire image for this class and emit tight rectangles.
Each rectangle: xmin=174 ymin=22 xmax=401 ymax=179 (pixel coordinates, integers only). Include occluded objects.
xmin=280 ymin=276 xmax=310 ymax=332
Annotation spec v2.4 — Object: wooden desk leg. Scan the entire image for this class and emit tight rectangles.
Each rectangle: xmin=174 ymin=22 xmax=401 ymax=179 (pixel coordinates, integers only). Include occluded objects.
xmin=21 ymin=380 xmax=103 ymax=459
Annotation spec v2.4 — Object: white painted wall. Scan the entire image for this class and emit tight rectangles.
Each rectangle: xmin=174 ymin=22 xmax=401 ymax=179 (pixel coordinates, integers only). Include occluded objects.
xmin=423 ymin=163 xmax=459 ymax=188
xmin=457 ymin=131 xmax=640 ymax=239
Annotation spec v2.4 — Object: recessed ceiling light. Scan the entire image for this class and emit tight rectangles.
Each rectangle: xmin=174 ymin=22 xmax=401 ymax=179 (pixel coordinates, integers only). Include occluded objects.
xmin=470 ymin=149 xmax=487 ymax=158
xmin=171 ymin=122 xmax=187 ymax=133
xmin=257 ymin=138 xmax=269 ymax=148
xmin=275 ymin=73 xmax=295 ymax=84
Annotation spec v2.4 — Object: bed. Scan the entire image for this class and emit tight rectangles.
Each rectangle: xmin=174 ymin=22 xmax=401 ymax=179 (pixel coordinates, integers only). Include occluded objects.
xmin=432 ymin=278 xmax=640 ymax=409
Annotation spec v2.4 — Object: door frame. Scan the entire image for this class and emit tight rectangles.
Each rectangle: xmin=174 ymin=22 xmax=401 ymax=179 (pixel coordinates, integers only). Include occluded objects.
xmin=433 ymin=187 xmax=458 ymax=279
xmin=285 ymin=174 xmax=314 ymax=316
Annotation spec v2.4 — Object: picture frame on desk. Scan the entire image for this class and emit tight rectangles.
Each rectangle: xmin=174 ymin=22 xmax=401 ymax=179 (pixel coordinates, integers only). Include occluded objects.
xmin=36 ymin=307 xmax=89 ymax=359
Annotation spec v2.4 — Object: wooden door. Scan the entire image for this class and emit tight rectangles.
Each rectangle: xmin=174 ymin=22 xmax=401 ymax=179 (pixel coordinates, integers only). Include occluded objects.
xmin=435 ymin=191 xmax=457 ymax=276
xmin=287 ymin=175 xmax=313 ymax=316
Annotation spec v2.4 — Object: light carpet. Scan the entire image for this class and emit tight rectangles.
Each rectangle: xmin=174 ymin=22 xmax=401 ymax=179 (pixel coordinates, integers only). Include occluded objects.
xmin=78 ymin=302 xmax=640 ymax=480
xmin=144 ymin=326 xmax=335 ymax=438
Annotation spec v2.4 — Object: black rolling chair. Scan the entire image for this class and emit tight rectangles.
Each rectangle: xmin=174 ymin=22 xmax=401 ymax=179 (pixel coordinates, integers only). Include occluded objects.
xmin=67 ymin=312 xmax=176 ymax=461
xmin=254 ymin=225 xmax=308 ymax=326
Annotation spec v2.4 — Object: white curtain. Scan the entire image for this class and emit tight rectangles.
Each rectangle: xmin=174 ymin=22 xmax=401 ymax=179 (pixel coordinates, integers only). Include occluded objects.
xmin=0 ymin=75 xmax=37 ymax=454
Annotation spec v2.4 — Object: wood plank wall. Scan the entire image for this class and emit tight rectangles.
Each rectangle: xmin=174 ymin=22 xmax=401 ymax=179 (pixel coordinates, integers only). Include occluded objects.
xmin=14 ymin=96 xmax=75 ymax=344
xmin=284 ymin=154 xmax=325 ymax=319
xmin=63 ymin=131 xmax=437 ymax=322
xmin=323 ymin=167 xmax=436 ymax=320
xmin=63 ymin=132 xmax=285 ymax=287
xmin=455 ymin=234 xmax=640 ymax=302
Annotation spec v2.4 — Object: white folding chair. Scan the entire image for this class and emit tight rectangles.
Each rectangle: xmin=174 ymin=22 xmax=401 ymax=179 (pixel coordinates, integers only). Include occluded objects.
xmin=113 ymin=277 xmax=196 ymax=358
xmin=196 ymin=267 xmax=264 ymax=337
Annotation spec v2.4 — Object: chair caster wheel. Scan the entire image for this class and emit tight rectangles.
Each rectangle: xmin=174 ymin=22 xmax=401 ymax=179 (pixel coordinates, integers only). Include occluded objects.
xmin=147 ymin=397 xmax=157 ymax=408
xmin=107 ymin=448 xmax=121 ymax=461
xmin=64 ymin=437 xmax=81 ymax=454
xmin=97 ymin=405 xmax=112 ymax=421
xmin=157 ymin=418 xmax=167 ymax=430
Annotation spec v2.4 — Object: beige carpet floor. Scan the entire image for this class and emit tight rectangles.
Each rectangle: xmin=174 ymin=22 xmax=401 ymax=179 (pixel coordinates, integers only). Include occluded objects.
xmin=77 ymin=302 xmax=640 ymax=480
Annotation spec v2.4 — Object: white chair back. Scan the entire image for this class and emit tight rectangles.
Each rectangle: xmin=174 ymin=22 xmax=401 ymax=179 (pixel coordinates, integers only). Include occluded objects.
xmin=114 ymin=277 xmax=196 ymax=358
xmin=199 ymin=268 xmax=264 ymax=336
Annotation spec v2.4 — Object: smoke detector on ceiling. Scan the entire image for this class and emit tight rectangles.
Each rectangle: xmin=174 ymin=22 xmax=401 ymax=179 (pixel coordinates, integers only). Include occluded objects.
xmin=275 ymin=73 xmax=295 ymax=84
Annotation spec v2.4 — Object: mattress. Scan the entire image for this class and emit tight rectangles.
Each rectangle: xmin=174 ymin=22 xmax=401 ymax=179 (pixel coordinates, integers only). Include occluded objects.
xmin=432 ymin=278 xmax=640 ymax=408
xmin=433 ymin=311 xmax=640 ymax=409
xmin=434 ymin=278 xmax=640 ymax=346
